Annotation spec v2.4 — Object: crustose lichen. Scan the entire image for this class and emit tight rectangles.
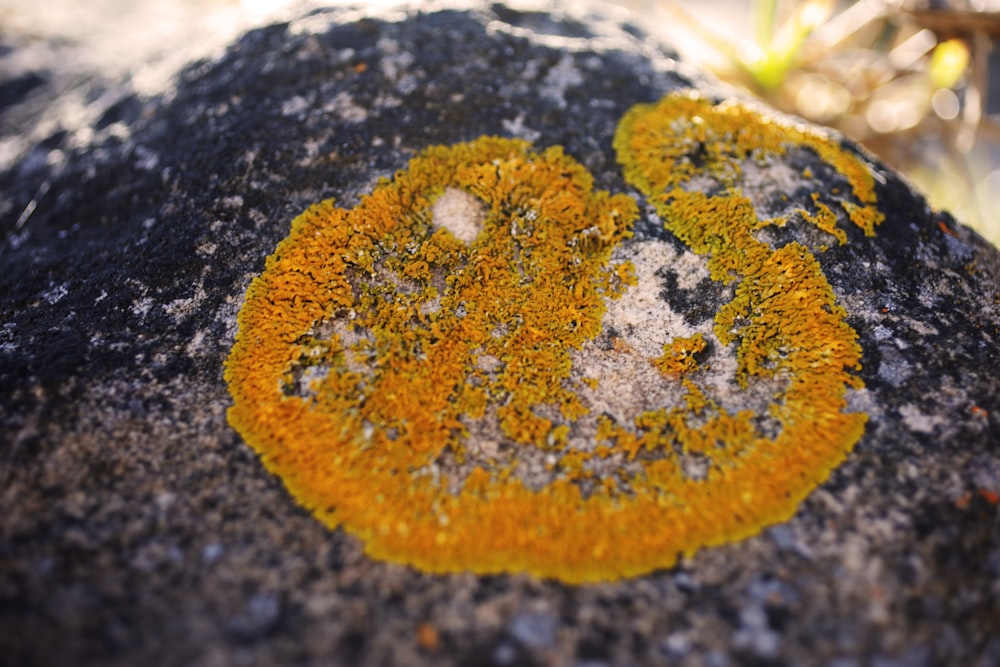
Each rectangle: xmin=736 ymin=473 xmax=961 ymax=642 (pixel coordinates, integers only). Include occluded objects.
xmin=225 ymin=92 xmax=882 ymax=582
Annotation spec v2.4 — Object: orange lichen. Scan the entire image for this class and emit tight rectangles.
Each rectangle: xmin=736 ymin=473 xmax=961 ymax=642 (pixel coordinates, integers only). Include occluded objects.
xmin=416 ymin=623 xmax=441 ymax=652
xmin=610 ymin=90 xmax=881 ymax=565
xmin=653 ymin=333 xmax=707 ymax=376
xmin=226 ymin=93 xmax=882 ymax=583
xmin=615 ymin=91 xmax=883 ymax=239
xmin=939 ymin=220 xmax=959 ymax=238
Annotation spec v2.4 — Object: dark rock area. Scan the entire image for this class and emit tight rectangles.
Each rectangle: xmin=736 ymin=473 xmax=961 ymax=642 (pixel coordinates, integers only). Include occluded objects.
xmin=1 ymin=2 xmax=999 ymax=666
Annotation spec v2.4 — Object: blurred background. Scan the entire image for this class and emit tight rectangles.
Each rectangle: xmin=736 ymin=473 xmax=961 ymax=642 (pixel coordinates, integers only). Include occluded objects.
xmin=1 ymin=0 xmax=998 ymax=246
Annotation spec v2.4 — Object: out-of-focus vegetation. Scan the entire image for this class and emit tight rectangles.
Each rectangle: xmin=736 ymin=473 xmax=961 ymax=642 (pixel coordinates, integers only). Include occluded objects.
xmin=655 ymin=0 xmax=1000 ymax=247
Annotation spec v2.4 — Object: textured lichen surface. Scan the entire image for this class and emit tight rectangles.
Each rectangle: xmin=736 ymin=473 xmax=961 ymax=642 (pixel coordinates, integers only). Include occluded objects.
xmin=226 ymin=91 xmax=885 ymax=582
xmin=6 ymin=5 xmax=1000 ymax=665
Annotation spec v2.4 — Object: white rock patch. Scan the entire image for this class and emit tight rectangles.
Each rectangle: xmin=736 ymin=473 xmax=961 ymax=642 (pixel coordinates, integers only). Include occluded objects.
xmin=431 ymin=187 xmax=487 ymax=244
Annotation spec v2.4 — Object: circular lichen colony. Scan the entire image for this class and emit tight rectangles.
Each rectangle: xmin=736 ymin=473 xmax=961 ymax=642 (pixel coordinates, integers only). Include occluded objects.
xmin=226 ymin=111 xmax=880 ymax=582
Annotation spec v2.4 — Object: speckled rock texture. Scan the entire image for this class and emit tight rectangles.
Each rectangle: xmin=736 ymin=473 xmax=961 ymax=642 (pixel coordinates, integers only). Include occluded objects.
xmin=1 ymin=2 xmax=999 ymax=666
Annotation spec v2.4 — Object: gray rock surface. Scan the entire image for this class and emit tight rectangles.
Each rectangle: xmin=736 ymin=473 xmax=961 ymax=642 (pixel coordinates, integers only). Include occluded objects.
xmin=1 ymin=2 xmax=999 ymax=666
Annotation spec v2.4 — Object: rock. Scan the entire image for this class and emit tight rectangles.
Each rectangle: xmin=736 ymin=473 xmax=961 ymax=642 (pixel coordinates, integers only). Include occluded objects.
xmin=1 ymin=1 xmax=999 ymax=666
xmin=508 ymin=610 xmax=558 ymax=650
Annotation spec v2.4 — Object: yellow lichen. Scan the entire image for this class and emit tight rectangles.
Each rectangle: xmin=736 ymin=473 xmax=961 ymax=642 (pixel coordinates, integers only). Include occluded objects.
xmin=226 ymin=94 xmax=881 ymax=583
xmin=609 ymin=90 xmax=879 ymax=561
xmin=653 ymin=333 xmax=707 ymax=376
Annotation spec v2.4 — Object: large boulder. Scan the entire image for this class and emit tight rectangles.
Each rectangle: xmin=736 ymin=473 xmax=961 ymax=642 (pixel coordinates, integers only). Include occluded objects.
xmin=1 ymin=2 xmax=998 ymax=665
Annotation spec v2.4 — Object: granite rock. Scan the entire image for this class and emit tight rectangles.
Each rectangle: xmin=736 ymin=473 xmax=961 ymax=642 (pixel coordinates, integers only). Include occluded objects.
xmin=1 ymin=2 xmax=999 ymax=666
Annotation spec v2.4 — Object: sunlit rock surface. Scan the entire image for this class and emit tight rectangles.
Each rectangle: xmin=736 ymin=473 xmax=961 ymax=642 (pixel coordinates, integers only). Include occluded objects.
xmin=1 ymin=2 xmax=998 ymax=665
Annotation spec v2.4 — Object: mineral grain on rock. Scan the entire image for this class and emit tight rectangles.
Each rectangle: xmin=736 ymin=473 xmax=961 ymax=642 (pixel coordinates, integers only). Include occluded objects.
xmin=1 ymin=2 xmax=998 ymax=666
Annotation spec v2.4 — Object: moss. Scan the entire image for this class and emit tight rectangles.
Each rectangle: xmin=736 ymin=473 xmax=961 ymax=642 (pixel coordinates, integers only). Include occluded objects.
xmin=226 ymin=93 xmax=881 ymax=583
